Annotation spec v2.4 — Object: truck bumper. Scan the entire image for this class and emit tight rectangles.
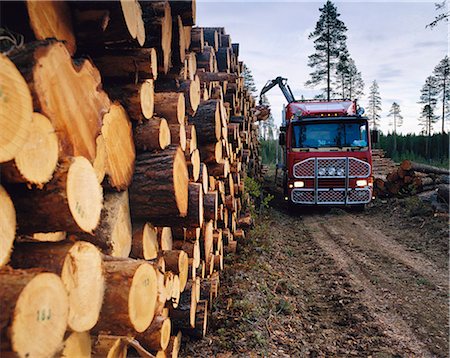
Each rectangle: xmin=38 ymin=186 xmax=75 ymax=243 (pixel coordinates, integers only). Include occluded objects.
xmin=289 ymin=186 xmax=373 ymax=205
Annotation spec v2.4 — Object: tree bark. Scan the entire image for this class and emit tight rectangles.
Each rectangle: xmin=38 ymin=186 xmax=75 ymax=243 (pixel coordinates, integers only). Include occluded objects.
xmin=134 ymin=117 xmax=171 ymax=152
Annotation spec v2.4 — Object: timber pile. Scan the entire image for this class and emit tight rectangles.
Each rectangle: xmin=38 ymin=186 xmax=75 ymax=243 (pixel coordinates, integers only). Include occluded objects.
xmin=374 ymin=159 xmax=449 ymax=201
xmin=371 ymin=149 xmax=397 ymax=178
xmin=0 ymin=1 xmax=261 ymax=357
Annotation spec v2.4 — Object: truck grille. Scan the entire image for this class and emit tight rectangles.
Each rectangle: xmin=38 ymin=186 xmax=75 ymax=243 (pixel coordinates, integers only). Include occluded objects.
xmin=291 ymin=188 xmax=372 ymax=205
xmin=293 ymin=157 xmax=370 ymax=179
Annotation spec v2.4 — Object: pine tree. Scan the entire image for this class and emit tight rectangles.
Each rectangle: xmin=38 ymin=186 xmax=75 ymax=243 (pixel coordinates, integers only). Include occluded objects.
xmin=367 ymin=80 xmax=382 ymax=130
xmin=432 ymin=56 xmax=450 ymax=133
xmin=387 ymin=102 xmax=403 ymax=152
xmin=427 ymin=0 xmax=449 ymax=28
xmin=305 ymin=0 xmax=347 ymax=100
xmin=242 ymin=64 xmax=257 ymax=95
xmin=418 ymin=76 xmax=439 ymax=157
xmin=259 ymin=94 xmax=275 ymax=140
xmin=334 ymin=52 xmax=364 ymax=100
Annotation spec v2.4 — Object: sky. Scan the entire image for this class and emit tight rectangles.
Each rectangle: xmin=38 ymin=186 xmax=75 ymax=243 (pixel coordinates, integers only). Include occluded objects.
xmin=196 ymin=0 xmax=449 ymax=134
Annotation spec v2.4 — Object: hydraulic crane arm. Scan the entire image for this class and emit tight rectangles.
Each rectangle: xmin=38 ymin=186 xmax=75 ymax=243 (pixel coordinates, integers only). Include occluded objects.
xmin=259 ymin=76 xmax=295 ymax=104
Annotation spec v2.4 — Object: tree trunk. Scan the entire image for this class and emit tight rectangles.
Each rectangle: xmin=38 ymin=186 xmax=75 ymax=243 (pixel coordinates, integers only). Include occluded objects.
xmin=0 ymin=186 xmax=16 ymax=268
xmin=135 ymin=316 xmax=172 ymax=352
xmin=180 ymin=182 xmax=204 ymax=228
xmin=169 ymin=123 xmax=187 ymax=151
xmin=102 ymin=102 xmax=136 ymax=190
xmin=203 ymin=191 xmax=218 ymax=222
xmin=171 ymin=16 xmax=186 ymax=66
xmin=10 ymin=156 xmax=103 ymax=234
xmin=10 ymin=241 xmax=104 ymax=332
xmin=0 ymin=269 xmax=68 ymax=357
xmin=161 ymin=250 xmax=189 ymax=292
xmin=93 ymin=260 xmax=158 ymax=334
xmin=8 ymin=39 xmax=110 ymax=162
xmin=189 ymin=100 xmax=222 ymax=144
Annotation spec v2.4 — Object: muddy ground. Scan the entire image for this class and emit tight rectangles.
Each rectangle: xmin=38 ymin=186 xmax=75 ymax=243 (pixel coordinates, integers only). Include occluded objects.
xmin=182 ymin=183 xmax=448 ymax=357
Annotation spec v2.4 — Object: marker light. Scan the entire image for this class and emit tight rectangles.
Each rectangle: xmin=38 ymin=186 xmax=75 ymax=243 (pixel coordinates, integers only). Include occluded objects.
xmin=318 ymin=168 xmax=326 ymax=176
xmin=336 ymin=168 xmax=345 ymax=176
xmin=284 ymin=196 xmax=289 ymax=201
xmin=328 ymin=167 xmax=336 ymax=176
xmin=288 ymin=184 xmax=294 ymax=189
xmin=294 ymin=181 xmax=305 ymax=188
xmin=356 ymin=179 xmax=368 ymax=187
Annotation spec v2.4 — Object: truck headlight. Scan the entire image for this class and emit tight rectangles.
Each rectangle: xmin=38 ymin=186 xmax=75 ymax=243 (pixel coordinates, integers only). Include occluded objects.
xmin=356 ymin=179 xmax=368 ymax=187
xmin=294 ymin=181 xmax=304 ymax=188
xmin=318 ymin=168 xmax=326 ymax=176
xmin=337 ymin=168 xmax=345 ymax=176
xmin=328 ymin=167 xmax=336 ymax=176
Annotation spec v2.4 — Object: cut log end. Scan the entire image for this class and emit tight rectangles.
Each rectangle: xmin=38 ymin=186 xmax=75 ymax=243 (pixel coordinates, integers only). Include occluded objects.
xmin=159 ymin=118 xmax=172 ymax=149
xmin=0 ymin=186 xmax=16 ymax=267
xmin=67 ymin=156 xmax=103 ymax=234
xmin=129 ymin=263 xmax=158 ymax=332
xmin=141 ymin=79 xmax=155 ymax=119
xmin=0 ymin=53 xmax=32 ymax=163
xmin=61 ymin=331 xmax=91 ymax=358
xmin=174 ymin=146 xmax=189 ymax=216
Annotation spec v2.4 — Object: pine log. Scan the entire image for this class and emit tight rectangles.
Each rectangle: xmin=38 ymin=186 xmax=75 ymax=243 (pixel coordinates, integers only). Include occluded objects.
xmin=437 ymin=184 xmax=449 ymax=204
xmin=158 ymin=227 xmax=174 ymax=251
xmin=8 ymin=39 xmax=110 ymax=162
xmin=136 ymin=316 xmax=171 ymax=352
xmin=76 ymin=190 xmax=132 ymax=257
xmin=105 ymin=79 xmax=154 ymax=121
xmin=179 ymin=299 xmax=207 ymax=339
xmin=0 ymin=186 xmax=16 ymax=268
xmin=190 ymin=27 xmax=204 ymax=52
xmin=154 ymin=92 xmax=186 ymax=124
xmin=93 ymin=134 xmax=107 ymax=183
xmin=0 ymin=54 xmax=32 ymax=163
xmin=180 ymin=76 xmax=201 ymax=115
xmin=169 ymin=123 xmax=187 ymax=151
xmin=196 ymin=70 xmax=238 ymax=84
xmin=198 ymin=141 xmax=223 ymax=165
xmin=169 ymin=279 xmax=197 ymax=330
xmin=162 ymin=250 xmax=189 ymax=292
xmin=188 ymin=148 xmax=201 ymax=182
xmin=102 ymin=102 xmax=136 ymax=190
xmin=170 ymin=0 xmax=196 ymax=26
xmin=10 ymin=156 xmax=103 ymax=234
xmin=171 ymin=16 xmax=186 ymax=66
xmin=131 ymin=222 xmax=159 ymax=260
xmin=72 ymin=0 xmax=145 ymax=48
xmin=203 ymin=191 xmax=218 ymax=222
xmin=130 ymin=146 xmax=189 ymax=224
xmin=196 ymin=45 xmax=215 ymax=72
xmin=61 ymin=331 xmax=91 ymax=358
xmin=89 ymin=48 xmax=158 ymax=83
xmin=165 ymin=331 xmax=182 ymax=358
xmin=92 ymin=335 xmax=128 ymax=358
xmin=0 ymin=269 xmax=68 ymax=357
xmin=220 ymin=34 xmax=232 ymax=48
xmin=202 ymin=29 xmax=218 ymax=51
xmin=180 ymin=182 xmax=204 ymax=228
xmin=216 ymin=47 xmax=231 ymax=72
xmin=409 ymin=161 xmax=449 ymax=175
xmin=93 ymin=260 xmax=158 ymax=334
xmin=171 ymin=275 xmax=181 ymax=309
xmin=186 ymin=52 xmax=197 ymax=81
xmin=184 ymin=25 xmax=192 ymax=50
xmin=208 ymin=160 xmax=230 ymax=178
xmin=1 ymin=1 xmax=76 ymax=55
xmin=134 ymin=117 xmax=171 ymax=152
xmin=199 ymin=162 xmax=210 ymax=194
xmin=15 ymin=231 xmax=66 ymax=243
xmin=173 ymin=239 xmax=200 ymax=269
xmin=189 ymin=99 xmax=221 ymax=144
xmin=10 ymin=241 xmax=104 ymax=332
xmin=141 ymin=1 xmax=172 ymax=74
xmin=186 ymin=124 xmax=198 ymax=154
xmin=200 ymin=220 xmax=214 ymax=265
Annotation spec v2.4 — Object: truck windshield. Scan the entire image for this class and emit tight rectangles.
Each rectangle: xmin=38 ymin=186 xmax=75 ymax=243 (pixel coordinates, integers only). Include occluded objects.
xmin=291 ymin=121 xmax=368 ymax=149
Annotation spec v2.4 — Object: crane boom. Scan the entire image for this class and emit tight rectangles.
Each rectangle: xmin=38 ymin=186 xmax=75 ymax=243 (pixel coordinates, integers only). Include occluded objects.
xmin=259 ymin=76 xmax=295 ymax=104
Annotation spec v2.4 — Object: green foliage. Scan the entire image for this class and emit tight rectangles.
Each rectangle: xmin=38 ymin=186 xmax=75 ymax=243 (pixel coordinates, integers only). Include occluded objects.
xmin=244 ymin=177 xmax=273 ymax=211
xmin=419 ymin=76 xmax=440 ymax=136
xmin=260 ymin=139 xmax=278 ymax=164
xmin=379 ymin=132 xmax=449 ymax=166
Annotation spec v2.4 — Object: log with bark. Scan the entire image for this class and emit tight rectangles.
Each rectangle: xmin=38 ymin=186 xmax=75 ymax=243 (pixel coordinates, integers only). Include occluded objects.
xmin=162 ymin=250 xmax=189 ymax=292
xmin=189 ymin=99 xmax=222 ymax=144
xmin=180 ymin=182 xmax=204 ymax=228
xmin=171 ymin=16 xmax=186 ymax=66
xmin=130 ymin=146 xmax=189 ymax=225
xmin=158 ymin=227 xmax=174 ymax=251
xmin=0 ymin=269 xmax=69 ymax=357
xmin=77 ymin=190 xmax=132 ymax=258
xmin=135 ymin=316 xmax=172 ymax=352
xmin=93 ymin=259 xmax=158 ymax=334
xmin=10 ymin=241 xmax=105 ymax=332
xmin=9 ymin=156 xmax=103 ymax=234
xmin=134 ymin=117 xmax=171 ymax=152
xmin=131 ymin=222 xmax=159 ymax=260
xmin=169 ymin=123 xmax=187 ymax=151
xmin=61 ymin=331 xmax=92 ymax=358
xmin=8 ymin=39 xmax=110 ymax=162
xmin=154 ymin=92 xmax=186 ymax=124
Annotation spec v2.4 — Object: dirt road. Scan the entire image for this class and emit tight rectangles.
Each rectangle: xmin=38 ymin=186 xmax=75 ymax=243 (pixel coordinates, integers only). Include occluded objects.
xmin=183 ymin=197 xmax=448 ymax=357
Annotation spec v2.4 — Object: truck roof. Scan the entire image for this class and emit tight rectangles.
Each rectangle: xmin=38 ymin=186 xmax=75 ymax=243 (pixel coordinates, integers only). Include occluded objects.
xmin=286 ymin=100 xmax=357 ymax=119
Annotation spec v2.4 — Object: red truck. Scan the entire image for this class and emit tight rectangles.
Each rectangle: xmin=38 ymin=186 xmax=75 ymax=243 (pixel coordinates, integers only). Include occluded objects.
xmin=260 ymin=77 xmax=377 ymax=207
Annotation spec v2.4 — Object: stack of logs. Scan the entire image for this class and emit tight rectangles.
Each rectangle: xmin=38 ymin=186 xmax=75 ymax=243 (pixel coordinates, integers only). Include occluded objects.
xmin=371 ymin=149 xmax=397 ymax=177
xmin=0 ymin=1 xmax=260 ymax=357
xmin=374 ymin=159 xmax=449 ymax=202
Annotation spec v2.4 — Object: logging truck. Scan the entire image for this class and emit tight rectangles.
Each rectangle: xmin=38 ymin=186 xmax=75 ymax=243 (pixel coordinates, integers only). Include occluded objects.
xmin=260 ymin=77 xmax=378 ymax=207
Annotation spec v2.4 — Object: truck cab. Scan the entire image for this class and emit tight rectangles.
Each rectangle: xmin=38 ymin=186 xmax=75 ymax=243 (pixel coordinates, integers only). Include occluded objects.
xmin=280 ymin=100 xmax=374 ymax=206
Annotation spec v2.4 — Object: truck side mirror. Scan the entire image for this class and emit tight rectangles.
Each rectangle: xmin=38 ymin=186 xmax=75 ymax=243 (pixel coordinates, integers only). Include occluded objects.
xmin=279 ymin=132 xmax=286 ymax=146
xmin=370 ymin=129 xmax=379 ymax=145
